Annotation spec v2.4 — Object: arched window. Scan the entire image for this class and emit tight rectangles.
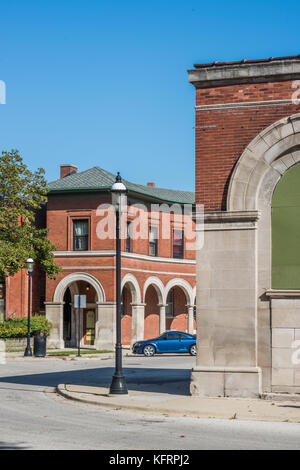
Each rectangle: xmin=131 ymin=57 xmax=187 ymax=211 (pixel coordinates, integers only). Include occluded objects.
xmin=272 ymin=163 xmax=300 ymax=289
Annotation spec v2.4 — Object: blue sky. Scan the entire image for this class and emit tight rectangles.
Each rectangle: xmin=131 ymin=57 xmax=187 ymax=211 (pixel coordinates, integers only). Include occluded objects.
xmin=0 ymin=0 xmax=300 ymax=191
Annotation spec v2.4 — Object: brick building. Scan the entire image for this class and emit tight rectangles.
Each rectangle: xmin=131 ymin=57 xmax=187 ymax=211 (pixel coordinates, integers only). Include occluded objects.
xmin=1 ymin=164 xmax=196 ymax=349
xmin=189 ymin=55 xmax=300 ymax=397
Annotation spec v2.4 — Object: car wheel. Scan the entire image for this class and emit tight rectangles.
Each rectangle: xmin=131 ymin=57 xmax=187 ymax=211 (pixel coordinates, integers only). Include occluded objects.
xmin=189 ymin=344 xmax=196 ymax=356
xmin=143 ymin=345 xmax=156 ymax=357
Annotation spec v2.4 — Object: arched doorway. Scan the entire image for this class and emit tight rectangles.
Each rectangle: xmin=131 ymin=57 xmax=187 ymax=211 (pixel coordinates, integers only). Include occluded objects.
xmin=165 ymin=286 xmax=188 ymax=331
xmin=164 ymin=279 xmax=193 ymax=333
xmin=121 ymin=285 xmax=132 ymax=345
xmin=144 ymin=285 xmax=160 ymax=339
xmin=49 ymin=272 xmax=105 ymax=348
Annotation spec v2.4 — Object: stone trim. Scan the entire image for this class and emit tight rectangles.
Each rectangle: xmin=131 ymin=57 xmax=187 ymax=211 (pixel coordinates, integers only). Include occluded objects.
xmin=61 ymin=266 xmax=196 ymax=277
xmin=265 ymin=289 xmax=300 ymax=298
xmin=53 ymin=250 xmax=196 ymax=265
xmin=204 ymin=210 xmax=260 ymax=223
xmin=188 ymin=57 xmax=300 ymax=88
xmin=193 ymin=366 xmax=261 ymax=373
xmin=196 ymin=100 xmax=295 ymax=111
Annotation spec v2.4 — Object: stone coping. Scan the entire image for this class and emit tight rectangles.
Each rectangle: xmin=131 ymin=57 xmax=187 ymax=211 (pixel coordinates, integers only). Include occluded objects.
xmin=188 ymin=57 xmax=300 ymax=88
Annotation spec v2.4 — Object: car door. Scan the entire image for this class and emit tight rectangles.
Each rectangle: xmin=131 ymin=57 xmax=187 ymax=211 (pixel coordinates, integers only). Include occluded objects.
xmin=159 ymin=332 xmax=182 ymax=353
xmin=178 ymin=333 xmax=193 ymax=352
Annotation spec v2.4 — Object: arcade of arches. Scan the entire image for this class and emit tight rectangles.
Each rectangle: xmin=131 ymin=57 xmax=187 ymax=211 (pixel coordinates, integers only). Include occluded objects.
xmin=46 ymin=273 xmax=196 ymax=349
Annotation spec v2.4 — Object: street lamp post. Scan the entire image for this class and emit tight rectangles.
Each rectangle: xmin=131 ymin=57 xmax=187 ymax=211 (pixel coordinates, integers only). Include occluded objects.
xmin=24 ymin=257 xmax=34 ymax=357
xmin=109 ymin=173 xmax=128 ymax=395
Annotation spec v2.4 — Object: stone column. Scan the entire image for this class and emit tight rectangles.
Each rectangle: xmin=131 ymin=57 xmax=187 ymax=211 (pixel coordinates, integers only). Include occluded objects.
xmin=190 ymin=211 xmax=262 ymax=398
xmin=158 ymin=304 xmax=167 ymax=334
xmin=45 ymin=301 xmax=64 ymax=349
xmin=186 ymin=305 xmax=195 ymax=334
xmin=94 ymin=302 xmax=116 ymax=350
xmin=131 ymin=303 xmax=145 ymax=346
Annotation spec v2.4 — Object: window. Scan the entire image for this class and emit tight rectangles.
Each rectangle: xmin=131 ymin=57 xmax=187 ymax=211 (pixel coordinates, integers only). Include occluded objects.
xmin=166 ymin=290 xmax=174 ymax=318
xmin=126 ymin=222 xmax=132 ymax=253
xmin=73 ymin=219 xmax=89 ymax=251
xmin=272 ymin=163 xmax=300 ymax=288
xmin=173 ymin=229 xmax=184 ymax=259
xmin=166 ymin=332 xmax=181 ymax=340
xmin=149 ymin=226 xmax=158 ymax=257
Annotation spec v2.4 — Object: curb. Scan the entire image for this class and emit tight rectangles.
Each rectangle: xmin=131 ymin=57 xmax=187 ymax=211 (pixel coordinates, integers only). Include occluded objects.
xmin=55 ymin=384 xmax=182 ymax=415
xmin=55 ymin=384 xmax=300 ymax=423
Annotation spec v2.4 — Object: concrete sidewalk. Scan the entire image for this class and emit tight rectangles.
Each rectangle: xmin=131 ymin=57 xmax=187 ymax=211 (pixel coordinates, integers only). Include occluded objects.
xmin=5 ymin=349 xmax=132 ymax=360
xmin=56 ymin=383 xmax=300 ymax=423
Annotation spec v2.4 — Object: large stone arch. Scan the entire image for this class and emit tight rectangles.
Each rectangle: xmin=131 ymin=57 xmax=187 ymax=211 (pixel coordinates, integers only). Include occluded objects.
xmin=227 ymin=113 xmax=300 ymax=211
xmin=53 ymin=272 xmax=105 ymax=303
xmin=197 ymin=113 xmax=300 ymax=396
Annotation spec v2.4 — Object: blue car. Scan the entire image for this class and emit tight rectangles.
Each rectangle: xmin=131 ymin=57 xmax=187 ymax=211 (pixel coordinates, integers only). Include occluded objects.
xmin=132 ymin=331 xmax=197 ymax=357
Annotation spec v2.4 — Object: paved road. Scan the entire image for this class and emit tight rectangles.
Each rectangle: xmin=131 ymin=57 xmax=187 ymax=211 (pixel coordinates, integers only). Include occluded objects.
xmin=1 ymin=356 xmax=300 ymax=450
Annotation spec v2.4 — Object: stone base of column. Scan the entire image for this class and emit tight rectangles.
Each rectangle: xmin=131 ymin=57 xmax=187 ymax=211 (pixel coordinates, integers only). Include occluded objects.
xmin=45 ymin=302 xmax=64 ymax=349
xmin=190 ymin=366 xmax=262 ymax=398
xmin=95 ymin=302 xmax=115 ymax=351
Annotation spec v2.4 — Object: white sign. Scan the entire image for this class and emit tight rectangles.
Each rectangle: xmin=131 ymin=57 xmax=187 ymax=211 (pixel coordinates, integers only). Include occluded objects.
xmin=74 ymin=295 xmax=86 ymax=309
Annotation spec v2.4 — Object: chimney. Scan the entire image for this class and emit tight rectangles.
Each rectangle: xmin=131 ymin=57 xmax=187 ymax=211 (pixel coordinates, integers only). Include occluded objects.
xmin=147 ymin=182 xmax=155 ymax=187
xmin=60 ymin=164 xmax=78 ymax=179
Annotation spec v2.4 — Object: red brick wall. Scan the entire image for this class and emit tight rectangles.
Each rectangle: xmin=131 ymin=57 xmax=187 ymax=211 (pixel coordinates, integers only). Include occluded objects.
xmin=195 ymin=81 xmax=300 ymax=210
xmin=121 ymin=286 xmax=132 ymax=345
xmin=144 ymin=285 xmax=159 ymax=339
xmin=166 ymin=287 xmax=188 ymax=332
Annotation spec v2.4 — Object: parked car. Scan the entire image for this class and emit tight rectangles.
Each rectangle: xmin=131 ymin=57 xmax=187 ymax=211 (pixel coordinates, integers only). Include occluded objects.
xmin=132 ymin=331 xmax=196 ymax=357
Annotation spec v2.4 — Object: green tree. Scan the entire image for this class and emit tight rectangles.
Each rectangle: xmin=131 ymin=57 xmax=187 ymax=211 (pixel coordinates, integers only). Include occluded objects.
xmin=0 ymin=150 xmax=61 ymax=278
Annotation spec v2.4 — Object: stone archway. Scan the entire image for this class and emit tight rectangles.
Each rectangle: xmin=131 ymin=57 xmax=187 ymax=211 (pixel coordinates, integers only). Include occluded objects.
xmin=165 ymin=279 xmax=194 ymax=334
xmin=121 ymin=273 xmax=143 ymax=346
xmin=228 ymin=114 xmax=300 ymax=393
xmin=143 ymin=277 xmax=165 ymax=339
xmin=192 ymin=113 xmax=300 ymax=397
xmin=46 ymin=273 xmax=105 ymax=348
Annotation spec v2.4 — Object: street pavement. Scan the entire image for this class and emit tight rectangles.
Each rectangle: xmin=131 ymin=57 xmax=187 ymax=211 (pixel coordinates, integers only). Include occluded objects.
xmin=0 ymin=355 xmax=300 ymax=450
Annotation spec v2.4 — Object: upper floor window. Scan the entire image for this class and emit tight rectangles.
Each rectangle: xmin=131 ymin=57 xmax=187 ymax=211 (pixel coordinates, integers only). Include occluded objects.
xmin=126 ymin=222 xmax=132 ymax=253
xmin=149 ymin=226 xmax=158 ymax=257
xmin=73 ymin=219 xmax=89 ymax=251
xmin=173 ymin=229 xmax=184 ymax=259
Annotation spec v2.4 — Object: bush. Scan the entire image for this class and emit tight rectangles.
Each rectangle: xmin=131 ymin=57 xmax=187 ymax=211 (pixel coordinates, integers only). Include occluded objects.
xmin=0 ymin=315 xmax=52 ymax=338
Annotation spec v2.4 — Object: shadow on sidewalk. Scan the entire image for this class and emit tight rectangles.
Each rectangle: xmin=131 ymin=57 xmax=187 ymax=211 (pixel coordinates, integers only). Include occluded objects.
xmin=0 ymin=366 xmax=191 ymax=396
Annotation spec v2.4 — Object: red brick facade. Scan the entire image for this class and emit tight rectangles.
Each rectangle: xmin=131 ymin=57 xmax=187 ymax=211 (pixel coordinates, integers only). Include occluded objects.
xmin=2 ymin=167 xmax=196 ymax=347
xmin=194 ymin=65 xmax=300 ymax=210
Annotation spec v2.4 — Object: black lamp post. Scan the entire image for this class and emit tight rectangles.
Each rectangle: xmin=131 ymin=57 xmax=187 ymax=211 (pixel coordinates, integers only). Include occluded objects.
xmin=24 ymin=257 xmax=34 ymax=357
xmin=109 ymin=173 xmax=128 ymax=395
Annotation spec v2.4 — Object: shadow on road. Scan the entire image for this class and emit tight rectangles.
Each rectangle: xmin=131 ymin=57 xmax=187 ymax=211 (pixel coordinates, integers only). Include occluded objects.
xmin=0 ymin=441 xmax=30 ymax=450
xmin=0 ymin=366 xmax=191 ymax=395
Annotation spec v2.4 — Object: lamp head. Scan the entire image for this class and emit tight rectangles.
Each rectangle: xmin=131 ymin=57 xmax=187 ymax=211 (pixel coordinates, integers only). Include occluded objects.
xmin=26 ymin=257 xmax=34 ymax=273
xmin=111 ymin=172 xmax=127 ymax=212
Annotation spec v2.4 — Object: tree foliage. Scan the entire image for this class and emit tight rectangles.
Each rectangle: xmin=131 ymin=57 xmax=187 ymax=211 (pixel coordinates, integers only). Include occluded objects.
xmin=0 ymin=150 xmax=61 ymax=278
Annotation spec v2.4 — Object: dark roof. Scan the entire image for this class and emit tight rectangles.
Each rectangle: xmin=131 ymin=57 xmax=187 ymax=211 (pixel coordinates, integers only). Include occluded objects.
xmin=194 ymin=54 xmax=300 ymax=68
xmin=47 ymin=166 xmax=195 ymax=205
